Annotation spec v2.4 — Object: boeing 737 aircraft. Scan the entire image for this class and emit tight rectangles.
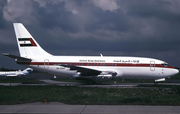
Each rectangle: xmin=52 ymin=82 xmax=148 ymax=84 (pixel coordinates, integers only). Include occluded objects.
xmin=2 ymin=23 xmax=179 ymax=83
xmin=0 ymin=68 xmax=33 ymax=77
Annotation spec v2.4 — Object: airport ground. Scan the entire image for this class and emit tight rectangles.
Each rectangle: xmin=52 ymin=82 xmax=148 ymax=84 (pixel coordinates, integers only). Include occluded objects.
xmin=1 ymin=102 xmax=180 ymax=114
xmin=1 ymin=73 xmax=180 ymax=114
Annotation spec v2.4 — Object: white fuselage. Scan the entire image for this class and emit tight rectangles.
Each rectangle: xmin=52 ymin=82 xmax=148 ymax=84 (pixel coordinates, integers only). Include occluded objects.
xmin=18 ymin=56 xmax=179 ymax=80
xmin=0 ymin=71 xmax=24 ymax=76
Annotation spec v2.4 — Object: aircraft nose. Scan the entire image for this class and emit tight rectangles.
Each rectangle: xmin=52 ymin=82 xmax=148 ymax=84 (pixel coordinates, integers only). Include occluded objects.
xmin=171 ymin=69 xmax=179 ymax=75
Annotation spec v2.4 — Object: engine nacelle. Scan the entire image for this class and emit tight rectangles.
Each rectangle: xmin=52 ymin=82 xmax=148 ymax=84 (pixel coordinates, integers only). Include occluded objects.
xmin=71 ymin=72 xmax=81 ymax=78
xmin=97 ymin=74 xmax=112 ymax=78
xmin=71 ymin=71 xmax=117 ymax=82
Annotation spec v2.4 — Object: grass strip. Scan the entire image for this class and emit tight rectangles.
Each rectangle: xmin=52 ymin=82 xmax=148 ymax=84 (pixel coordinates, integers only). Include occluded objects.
xmin=0 ymin=85 xmax=180 ymax=105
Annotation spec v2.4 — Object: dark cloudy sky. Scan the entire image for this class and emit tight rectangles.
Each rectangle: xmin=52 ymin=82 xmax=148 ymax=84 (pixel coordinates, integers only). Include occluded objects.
xmin=0 ymin=0 xmax=180 ymax=69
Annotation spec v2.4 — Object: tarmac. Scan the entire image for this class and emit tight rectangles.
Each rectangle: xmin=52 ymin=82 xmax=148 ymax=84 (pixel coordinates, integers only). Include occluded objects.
xmin=0 ymin=102 xmax=180 ymax=114
xmin=1 ymin=79 xmax=180 ymax=88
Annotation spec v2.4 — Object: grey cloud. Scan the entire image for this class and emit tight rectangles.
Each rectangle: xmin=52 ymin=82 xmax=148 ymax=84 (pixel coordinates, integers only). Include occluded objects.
xmin=85 ymin=9 xmax=130 ymax=32
xmin=126 ymin=0 xmax=180 ymax=22
xmin=3 ymin=0 xmax=38 ymax=25
xmin=93 ymin=0 xmax=120 ymax=12
xmin=0 ymin=0 xmax=7 ymax=29
xmin=34 ymin=1 xmax=78 ymax=32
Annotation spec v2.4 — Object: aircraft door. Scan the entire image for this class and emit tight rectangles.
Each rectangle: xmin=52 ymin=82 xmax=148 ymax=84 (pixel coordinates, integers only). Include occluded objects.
xmin=150 ymin=61 xmax=155 ymax=71
xmin=44 ymin=59 xmax=49 ymax=69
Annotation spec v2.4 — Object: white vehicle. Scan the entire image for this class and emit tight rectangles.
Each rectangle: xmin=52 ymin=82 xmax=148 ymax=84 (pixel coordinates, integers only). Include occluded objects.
xmin=0 ymin=68 xmax=33 ymax=77
xmin=3 ymin=23 xmax=179 ymax=82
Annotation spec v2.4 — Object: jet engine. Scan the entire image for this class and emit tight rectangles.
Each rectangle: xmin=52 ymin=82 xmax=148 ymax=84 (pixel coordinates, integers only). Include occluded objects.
xmin=71 ymin=71 xmax=117 ymax=82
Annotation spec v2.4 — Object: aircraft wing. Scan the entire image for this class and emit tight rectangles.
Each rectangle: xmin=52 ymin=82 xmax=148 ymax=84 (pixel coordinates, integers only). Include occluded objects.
xmin=61 ymin=64 xmax=101 ymax=76
xmin=61 ymin=64 xmax=117 ymax=77
xmin=0 ymin=74 xmax=17 ymax=77
xmin=6 ymin=75 xmax=18 ymax=77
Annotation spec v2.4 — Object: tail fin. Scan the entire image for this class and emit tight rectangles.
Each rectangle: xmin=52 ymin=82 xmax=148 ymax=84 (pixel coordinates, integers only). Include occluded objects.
xmin=13 ymin=23 xmax=52 ymax=58
xmin=22 ymin=68 xmax=33 ymax=75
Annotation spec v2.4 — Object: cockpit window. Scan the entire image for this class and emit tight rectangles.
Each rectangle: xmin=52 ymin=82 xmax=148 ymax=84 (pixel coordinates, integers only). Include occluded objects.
xmin=161 ymin=63 xmax=168 ymax=67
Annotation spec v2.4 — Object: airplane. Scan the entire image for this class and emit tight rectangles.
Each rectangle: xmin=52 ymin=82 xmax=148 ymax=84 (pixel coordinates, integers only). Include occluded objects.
xmin=0 ymin=68 xmax=33 ymax=77
xmin=2 ymin=23 xmax=179 ymax=83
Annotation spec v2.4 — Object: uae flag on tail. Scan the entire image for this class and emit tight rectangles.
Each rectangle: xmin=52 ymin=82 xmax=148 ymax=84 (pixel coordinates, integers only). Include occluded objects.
xmin=18 ymin=38 xmax=37 ymax=47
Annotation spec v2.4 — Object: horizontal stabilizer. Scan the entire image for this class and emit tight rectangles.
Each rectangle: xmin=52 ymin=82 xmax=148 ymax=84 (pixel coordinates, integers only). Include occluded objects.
xmin=2 ymin=53 xmax=32 ymax=63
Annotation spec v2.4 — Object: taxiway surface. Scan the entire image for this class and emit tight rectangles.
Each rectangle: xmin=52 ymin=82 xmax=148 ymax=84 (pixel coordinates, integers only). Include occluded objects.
xmin=0 ymin=102 xmax=180 ymax=114
xmin=1 ymin=79 xmax=180 ymax=88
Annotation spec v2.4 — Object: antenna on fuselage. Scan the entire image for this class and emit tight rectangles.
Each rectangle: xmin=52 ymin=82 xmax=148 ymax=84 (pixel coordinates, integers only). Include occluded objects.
xmin=100 ymin=53 xmax=103 ymax=57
